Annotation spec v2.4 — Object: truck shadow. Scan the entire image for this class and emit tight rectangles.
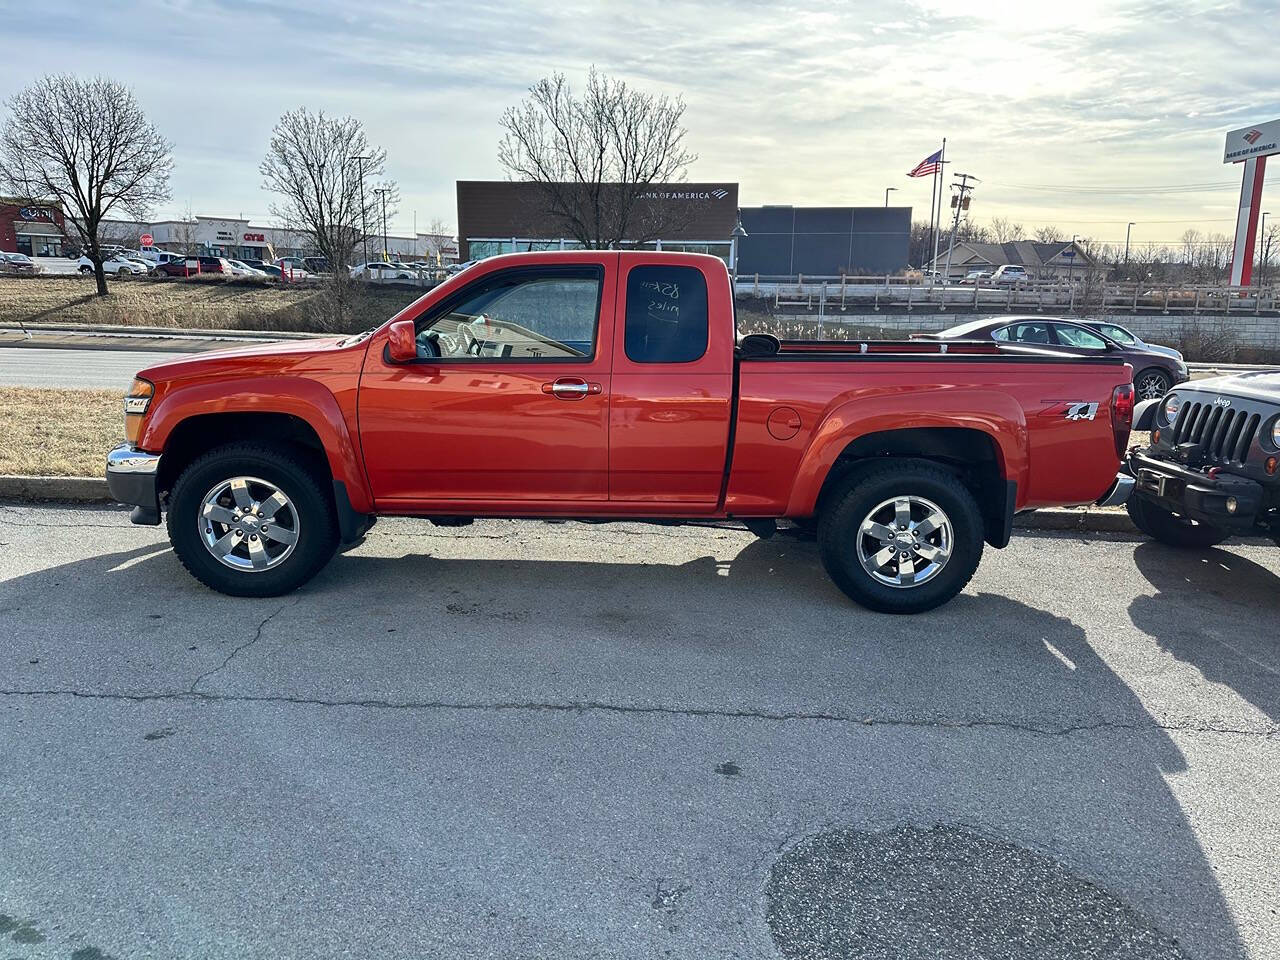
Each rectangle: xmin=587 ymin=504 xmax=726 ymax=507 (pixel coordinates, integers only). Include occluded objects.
xmin=1129 ymin=541 xmax=1280 ymax=721
xmin=0 ymin=530 xmax=1248 ymax=958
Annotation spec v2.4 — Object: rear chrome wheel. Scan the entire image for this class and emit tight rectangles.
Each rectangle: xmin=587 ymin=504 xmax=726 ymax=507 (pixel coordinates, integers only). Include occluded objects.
xmin=818 ymin=463 xmax=983 ymax=614
xmin=199 ymin=476 xmax=300 ymax=572
xmin=855 ymin=495 xmax=953 ymax=588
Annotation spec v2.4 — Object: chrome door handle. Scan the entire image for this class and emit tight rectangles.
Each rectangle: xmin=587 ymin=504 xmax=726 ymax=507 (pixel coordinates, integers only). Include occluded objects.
xmin=542 ymin=379 xmax=602 ymax=399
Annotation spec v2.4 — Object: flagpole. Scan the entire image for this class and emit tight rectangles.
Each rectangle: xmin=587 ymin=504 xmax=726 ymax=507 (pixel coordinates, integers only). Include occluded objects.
xmin=931 ymin=156 xmax=942 ymax=271
xmin=932 ymin=137 xmax=946 ymax=276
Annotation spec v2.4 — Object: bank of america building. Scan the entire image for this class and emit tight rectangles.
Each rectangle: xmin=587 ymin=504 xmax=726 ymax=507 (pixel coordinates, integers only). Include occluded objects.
xmin=456 ymin=181 xmax=911 ymax=276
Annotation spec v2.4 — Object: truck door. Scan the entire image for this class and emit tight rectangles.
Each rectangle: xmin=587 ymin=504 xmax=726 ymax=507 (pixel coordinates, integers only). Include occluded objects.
xmin=608 ymin=259 xmax=734 ymax=508
xmin=358 ymin=258 xmax=615 ymax=507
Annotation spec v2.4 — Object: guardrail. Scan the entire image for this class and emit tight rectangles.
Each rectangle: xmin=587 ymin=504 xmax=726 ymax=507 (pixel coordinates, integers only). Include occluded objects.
xmin=733 ymin=275 xmax=1280 ymax=316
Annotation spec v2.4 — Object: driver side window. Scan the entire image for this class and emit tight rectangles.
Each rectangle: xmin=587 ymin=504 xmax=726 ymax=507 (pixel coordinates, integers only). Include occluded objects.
xmin=416 ymin=267 xmax=602 ymax=361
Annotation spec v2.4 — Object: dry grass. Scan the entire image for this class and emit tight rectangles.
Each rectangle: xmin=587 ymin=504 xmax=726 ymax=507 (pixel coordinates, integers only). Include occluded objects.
xmin=0 ymin=275 xmax=422 ymax=334
xmin=0 ymin=387 xmax=121 ymax=477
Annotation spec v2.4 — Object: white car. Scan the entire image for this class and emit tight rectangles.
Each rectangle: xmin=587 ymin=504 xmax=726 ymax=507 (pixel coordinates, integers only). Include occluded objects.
xmin=351 ymin=261 xmax=413 ymax=281
xmin=77 ymin=254 xmax=149 ymax=276
xmin=225 ymin=259 xmax=267 ymax=278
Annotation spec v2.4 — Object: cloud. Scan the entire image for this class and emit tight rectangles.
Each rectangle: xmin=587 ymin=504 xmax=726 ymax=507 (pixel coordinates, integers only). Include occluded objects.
xmin=1 ymin=0 xmax=1276 ymax=244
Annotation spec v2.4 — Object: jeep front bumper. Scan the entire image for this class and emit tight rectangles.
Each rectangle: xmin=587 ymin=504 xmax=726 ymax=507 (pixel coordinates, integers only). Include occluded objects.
xmin=106 ymin=442 xmax=162 ymax=525
xmin=1127 ymin=450 xmax=1264 ymax=531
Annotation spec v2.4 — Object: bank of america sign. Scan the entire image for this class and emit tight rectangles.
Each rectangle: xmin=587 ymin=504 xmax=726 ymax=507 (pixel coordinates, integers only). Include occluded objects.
xmin=639 ymin=188 xmax=732 ymax=201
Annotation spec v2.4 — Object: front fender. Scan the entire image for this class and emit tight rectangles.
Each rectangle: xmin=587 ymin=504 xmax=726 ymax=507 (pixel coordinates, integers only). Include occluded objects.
xmin=784 ymin=388 xmax=1028 ymax=516
xmin=139 ymin=376 xmax=373 ymax=513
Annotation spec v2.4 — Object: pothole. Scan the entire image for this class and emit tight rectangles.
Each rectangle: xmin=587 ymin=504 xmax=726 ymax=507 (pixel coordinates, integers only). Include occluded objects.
xmin=766 ymin=824 xmax=1187 ymax=959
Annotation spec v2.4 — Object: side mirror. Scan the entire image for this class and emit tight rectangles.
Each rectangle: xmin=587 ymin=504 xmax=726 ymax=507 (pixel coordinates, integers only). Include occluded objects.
xmin=386 ymin=319 xmax=418 ymax=363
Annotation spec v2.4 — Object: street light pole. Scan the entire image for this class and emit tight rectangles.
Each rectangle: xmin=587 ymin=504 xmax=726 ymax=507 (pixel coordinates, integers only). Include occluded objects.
xmin=1070 ymin=234 xmax=1080 ymax=285
xmin=374 ymin=188 xmax=389 ymax=261
xmin=884 ymin=187 xmax=898 ymax=208
xmin=1124 ymin=221 xmax=1134 ymax=270
xmin=730 ymin=212 xmax=748 ymax=290
xmin=354 ymin=154 xmax=371 ymax=265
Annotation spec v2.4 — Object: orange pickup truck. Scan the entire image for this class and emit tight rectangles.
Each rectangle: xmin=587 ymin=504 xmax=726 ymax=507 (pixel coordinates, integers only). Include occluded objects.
xmin=107 ymin=251 xmax=1134 ymax=613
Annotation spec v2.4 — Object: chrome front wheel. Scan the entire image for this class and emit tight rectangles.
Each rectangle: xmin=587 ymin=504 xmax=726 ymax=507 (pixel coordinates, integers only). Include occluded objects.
xmin=855 ymin=495 xmax=954 ymax=588
xmin=199 ymin=476 xmax=300 ymax=572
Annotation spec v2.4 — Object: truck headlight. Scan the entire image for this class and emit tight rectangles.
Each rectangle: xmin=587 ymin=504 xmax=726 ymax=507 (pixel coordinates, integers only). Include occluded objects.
xmin=1162 ymin=393 xmax=1181 ymax=424
xmin=124 ymin=378 xmax=153 ymax=444
xmin=124 ymin=377 xmax=154 ymax=415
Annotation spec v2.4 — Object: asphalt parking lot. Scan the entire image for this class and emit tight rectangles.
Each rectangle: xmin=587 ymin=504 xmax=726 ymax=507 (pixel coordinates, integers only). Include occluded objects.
xmin=1 ymin=506 xmax=1277 ymax=959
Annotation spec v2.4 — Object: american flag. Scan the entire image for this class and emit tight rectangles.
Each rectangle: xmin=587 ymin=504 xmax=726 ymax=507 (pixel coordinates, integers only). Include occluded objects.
xmin=908 ymin=149 xmax=943 ymax=178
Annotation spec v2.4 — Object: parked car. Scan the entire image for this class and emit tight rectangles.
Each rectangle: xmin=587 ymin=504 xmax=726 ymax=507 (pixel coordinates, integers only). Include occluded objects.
xmin=1079 ymin=320 xmax=1186 ymax=392
xmin=922 ymin=316 xmax=1189 ymax=400
xmin=239 ymin=258 xmax=269 ymax=270
xmin=302 ymin=256 xmax=331 ymax=275
xmin=275 ymin=257 xmax=313 ymax=278
xmin=105 ymin=251 xmax=1135 ymax=613
xmin=256 ymin=264 xmax=284 ymax=279
xmin=1126 ymin=372 xmax=1280 ymax=549
xmin=958 ymin=270 xmax=993 ymax=285
xmin=0 ymin=251 xmax=40 ymax=274
xmin=151 ymin=256 xmax=231 ymax=277
xmin=351 ymin=261 xmax=413 ymax=281
xmin=446 ymin=259 xmax=477 ymax=274
xmin=78 ymin=254 xmax=148 ymax=276
xmin=225 ymin=259 xmax=267 ymax=278
xmin=989 ymin=265 xmax=1030 ymax=286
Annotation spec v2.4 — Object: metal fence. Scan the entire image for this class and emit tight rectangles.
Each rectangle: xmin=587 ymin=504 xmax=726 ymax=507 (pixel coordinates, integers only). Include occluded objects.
xmin=733 ymin=275 xmax=1280 ymax=317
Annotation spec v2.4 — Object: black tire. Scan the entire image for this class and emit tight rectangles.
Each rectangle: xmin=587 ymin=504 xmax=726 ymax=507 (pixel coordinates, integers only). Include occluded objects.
xmin=817 ymin=463 xmax=984 ymax=614
xmin=78 ymin=265 xmax=91 ymax=275
xmin=1134 ymin=367 xmax=1172 ymax=402
xmin=166 ymin=442 xmax=338 ymax=597
xmin=1126 ymin=495 xmax=1229 ymax=549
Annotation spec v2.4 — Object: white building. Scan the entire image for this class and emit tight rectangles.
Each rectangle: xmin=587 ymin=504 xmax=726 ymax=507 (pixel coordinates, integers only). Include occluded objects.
xmin=103 ymin=215 xmax=457 ymax=264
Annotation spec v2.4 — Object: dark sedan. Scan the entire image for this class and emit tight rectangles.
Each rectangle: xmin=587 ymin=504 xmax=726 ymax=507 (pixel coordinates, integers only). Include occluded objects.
xmin=920 ymin=316 xmax=1189 ymax=400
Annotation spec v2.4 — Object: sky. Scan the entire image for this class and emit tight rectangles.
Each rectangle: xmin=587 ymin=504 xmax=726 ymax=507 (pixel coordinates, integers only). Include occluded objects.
xmin=2 ymin=0 xmax=1279 ymax=251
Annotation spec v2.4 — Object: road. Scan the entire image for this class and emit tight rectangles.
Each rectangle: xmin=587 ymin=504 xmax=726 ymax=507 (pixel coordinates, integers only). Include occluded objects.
xmin=0 ymin=346 xmax=180 ymax=389
xmin=0 ymin=509 xmax=1276 ymax=959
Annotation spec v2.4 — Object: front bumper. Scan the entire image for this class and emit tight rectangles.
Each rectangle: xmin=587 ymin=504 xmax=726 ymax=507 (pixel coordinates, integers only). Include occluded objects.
xmin=106 ymin=442 xmax=162 ymax=525
xmin=1127 ymin=450 xmax=1264 ymax=531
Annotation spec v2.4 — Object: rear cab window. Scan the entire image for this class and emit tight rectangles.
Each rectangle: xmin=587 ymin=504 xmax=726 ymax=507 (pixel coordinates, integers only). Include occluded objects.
xmin=624 ymin=265 xmax=708 ymax=364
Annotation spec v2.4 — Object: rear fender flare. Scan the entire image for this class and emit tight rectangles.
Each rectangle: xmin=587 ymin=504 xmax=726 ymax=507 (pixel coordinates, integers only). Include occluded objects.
xmin=785 ymin=389 xmax=1028 ymax=517
xmin=139 ymin=376 xmax=372 ymax=513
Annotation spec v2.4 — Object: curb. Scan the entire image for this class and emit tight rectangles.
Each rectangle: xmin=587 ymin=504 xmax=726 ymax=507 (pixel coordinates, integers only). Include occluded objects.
xmin=1013 ymin=508 xmax=1136 ymax=534
xmin=0 ymin=476 xmax=111 ymax=503
xmin=0 ymin=475 xmax=1140 ymax=534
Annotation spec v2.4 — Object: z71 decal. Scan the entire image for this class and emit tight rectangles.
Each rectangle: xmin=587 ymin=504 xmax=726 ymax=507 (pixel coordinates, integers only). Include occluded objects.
xmin=1064 ymin=402 xmax=1099 ymax=421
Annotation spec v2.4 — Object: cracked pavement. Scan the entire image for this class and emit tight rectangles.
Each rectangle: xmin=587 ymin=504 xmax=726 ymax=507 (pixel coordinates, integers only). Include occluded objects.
xmin=1 ymin=504 xmax=1278 ymax=958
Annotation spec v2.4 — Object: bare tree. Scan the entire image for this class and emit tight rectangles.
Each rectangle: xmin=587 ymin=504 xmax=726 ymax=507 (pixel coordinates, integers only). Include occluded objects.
xmin=498 ymin=68 xmax=696 ymax=249
xmin=261 ymin=108 xmax=394 ymax=269
xmin=419 ymin=216 xmax=454 ymax=265
xmin=0 ymin=74 xmax=171 ymax=296
xmin=261 ymin=108 xmax=395 ymax=326
xmin=1032 ymin=224 xmax=1064 ymax=243
xmin=1259 ymin=223 xmax=1279 ymax=286
xmin=989 ymin=216 xmax=1025 ymax=243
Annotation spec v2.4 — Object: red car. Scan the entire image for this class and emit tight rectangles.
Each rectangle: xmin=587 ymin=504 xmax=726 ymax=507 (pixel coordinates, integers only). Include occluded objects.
xmin=151 ymin=256 xmax=231 ymax=277
xmin=106 ymin=252 xmax=1134 ymax=613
